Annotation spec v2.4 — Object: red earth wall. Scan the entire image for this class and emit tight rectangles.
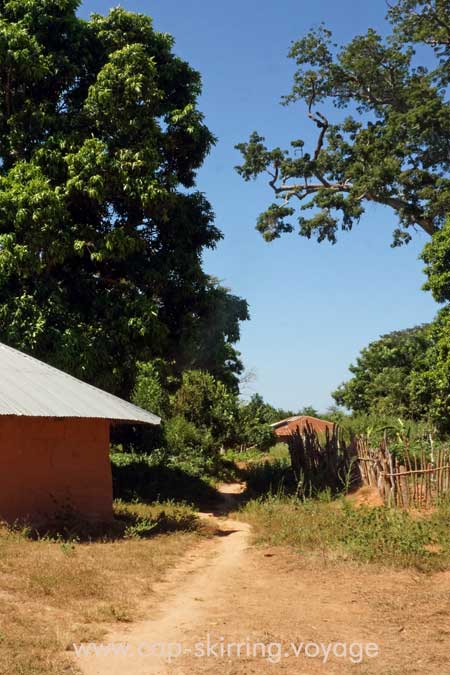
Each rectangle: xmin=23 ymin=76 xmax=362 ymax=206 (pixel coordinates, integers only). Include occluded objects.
xmin=0 ymin=416 xmax=113 ymax=523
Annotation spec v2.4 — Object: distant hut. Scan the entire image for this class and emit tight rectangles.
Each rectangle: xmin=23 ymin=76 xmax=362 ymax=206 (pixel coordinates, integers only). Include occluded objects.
xmin=270 ymin=415 xmax=335 ymax=444
xmin=0 ymin=343 xmax=160 ymax=523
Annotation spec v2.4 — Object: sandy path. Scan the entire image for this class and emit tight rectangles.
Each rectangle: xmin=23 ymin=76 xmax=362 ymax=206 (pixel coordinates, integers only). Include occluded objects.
xmin=73 ymin=483 xmax=450 ymax=675
xmin=74 ymin=483 xmax=250 ymax=674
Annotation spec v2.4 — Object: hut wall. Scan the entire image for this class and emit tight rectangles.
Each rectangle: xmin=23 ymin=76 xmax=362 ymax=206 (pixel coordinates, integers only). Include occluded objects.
xmin=0 ymin=416 xmax=112 ymax=522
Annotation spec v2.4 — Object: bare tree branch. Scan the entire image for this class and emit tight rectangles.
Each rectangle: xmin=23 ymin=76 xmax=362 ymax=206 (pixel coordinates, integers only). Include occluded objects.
xmin=265 ymin=171 xmax=438 ymax=236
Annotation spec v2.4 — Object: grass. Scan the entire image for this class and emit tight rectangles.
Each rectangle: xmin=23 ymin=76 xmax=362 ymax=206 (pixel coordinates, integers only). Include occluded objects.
xmin=224 ymin=442 xmax=290 ymax=464
xmin=241 ymin=493 xmax=450 ymax=572
xmin=243 ymin=457 xmax=293 ymax=498
xmin=238 ymin=437 xmax=450 ymax=572
xmin=0 ymin=500 xmax=209 ymax=675
xmin=223 ymin=446 xmax=265 ymax=462
xmin=267 ymin=443 xmax=290 ymax=461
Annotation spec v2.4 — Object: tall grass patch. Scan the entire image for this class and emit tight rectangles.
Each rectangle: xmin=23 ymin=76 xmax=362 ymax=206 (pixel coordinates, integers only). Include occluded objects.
xmin=242 ymin=495 xmax=450 ymax=571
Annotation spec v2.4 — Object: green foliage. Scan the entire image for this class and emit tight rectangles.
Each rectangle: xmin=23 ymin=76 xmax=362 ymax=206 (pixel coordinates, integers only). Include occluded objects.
xmin=223 ymin=442 xmax=289 ymax=464
xmin=389 ymin=1 xmax=450 ymax=78
xmin=110 ymin=451 xmax=218 ymax=506
xmin=163 ymin=414 xmax=219 ymax=474
xmin=172 ymin=370 xmax=239 ymax=448
xmin=243 ymin=423 xmax=274 ymax=451
xmin=333 ymin=325 xmax=432 ymax=419
xmin=421 ymin=216 xmax=450 ymax=303
xmin=408 ymin=306 xmax=450 ymax=431
xmin=236 ymin=2 xmax=450 ymax=245
xmin=240 ymin=393 xmax=277 ymax=422
xmin=131 ymin=361 xmax=169 ymax=418
xmin=298 ymin=405 xmax=321 ymax=417
xmin=237 ymin=394 xmax=276 ymax=450
xmin=243 ymin=458 xmax=293 ymax=498
xmin=338 ymin=413 xmax=431 ymax=449
xmin=237 ymin=393 xmax=319 ymax=428
xmin=243 ymin=495 xmax=450 ymax=571
xmin=324 ymin=404 xmax=348 ymax=425
xmin=333 ymin=311 xmax=450 ymax=435
xmin=174 ymin=278 xmax=249 ymax=392
xmin=267 ymin=442 xmax=291 ymax=461
xmin=0 ymin=2 xmax=247 ymax=396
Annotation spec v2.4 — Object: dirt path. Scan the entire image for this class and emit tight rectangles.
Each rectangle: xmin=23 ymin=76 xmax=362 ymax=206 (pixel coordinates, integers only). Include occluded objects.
xmin=74 ymin=483 xmax=250 ymax=675
xmin=74 ymin=483 xmax=450 ymax=675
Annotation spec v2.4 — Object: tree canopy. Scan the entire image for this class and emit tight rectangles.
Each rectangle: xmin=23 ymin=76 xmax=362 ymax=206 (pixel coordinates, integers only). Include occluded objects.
xmin=0 ymin=0 xmax=247 ymax=396
xmin=236 ymin=0 xmax=450 ymax=246
xmin=332 ymin=325 xmax=431 ymax=419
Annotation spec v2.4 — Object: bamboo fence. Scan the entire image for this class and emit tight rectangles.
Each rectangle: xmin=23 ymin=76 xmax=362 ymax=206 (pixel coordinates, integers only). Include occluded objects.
xmin=286 ymin=423 xmax=360 ymax=495
xmin=286 ymin=424 xmax=450 ymax=508
xmin=355 ymin=436 xmax=450 ymax=508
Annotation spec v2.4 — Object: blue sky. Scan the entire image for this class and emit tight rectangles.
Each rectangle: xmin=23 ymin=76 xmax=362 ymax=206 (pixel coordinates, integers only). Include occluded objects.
xmin=80 ymin=0 xmax=439 ymax=411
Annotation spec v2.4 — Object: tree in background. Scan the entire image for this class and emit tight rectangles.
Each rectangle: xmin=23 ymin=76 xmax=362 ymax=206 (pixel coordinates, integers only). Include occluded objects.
xmin=407 ymin=308 xmax=450 ymax=432
xmin=237 ymin=394 xmax=276 ymax=450
xmin=170 ymin=278 xmax=249 ymax=392
xmin=297 ymin=405 xmax=320 ymax=418
xmin=240 ymin=394 xmax=278 ymax=424
xmin=172 ymin=370 xmax=240 ymax=449
xmin=332 ymin=325 xmax=431 ymax=419
xmin=236 ymin=1 xmax=450 ymax=246
xmin=0 ymin=1 xmax=247 ymax=396
xmin=131 ymin=362 xmax=170 ymax=419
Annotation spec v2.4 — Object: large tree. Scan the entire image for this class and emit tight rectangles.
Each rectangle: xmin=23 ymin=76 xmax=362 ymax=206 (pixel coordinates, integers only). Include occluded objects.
xmin=236 ymin=0 xmax=450 ymax=246
xmin=0 ymin=1 xmax=246 ymax=395
xmin=333 ymin=316 xmax=450 ymax=432
xmin=332 ymin=325 xmax=432 ymax=418
xmin=171 ymin=278 xmax=249 ymax=392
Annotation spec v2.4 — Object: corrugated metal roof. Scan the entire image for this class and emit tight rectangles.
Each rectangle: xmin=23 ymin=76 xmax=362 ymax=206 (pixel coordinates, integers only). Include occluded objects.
xmin=0 ymin=342 xmax=160 ymax=425
xmin=270 ymin=415 xmax=305 ymax=429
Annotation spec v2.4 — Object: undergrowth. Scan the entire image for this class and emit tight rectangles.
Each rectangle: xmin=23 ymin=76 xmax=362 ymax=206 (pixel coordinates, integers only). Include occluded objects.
xmin=242 ymin=494 xmax=450 ymax=571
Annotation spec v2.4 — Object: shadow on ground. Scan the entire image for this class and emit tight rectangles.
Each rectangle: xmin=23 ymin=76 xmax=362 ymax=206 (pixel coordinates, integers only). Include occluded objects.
xmin=3 ymin=503 xmax=201 ymax=543
xmin=112 ymin=460 xmax=220 ymax=508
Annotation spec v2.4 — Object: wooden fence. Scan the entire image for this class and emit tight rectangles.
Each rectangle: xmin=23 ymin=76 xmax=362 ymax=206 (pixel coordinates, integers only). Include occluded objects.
xmin=286 ymin=423 xmax=359 ymax=495
xmin=286 ymin=424 xmax=450 ymax=508
xmin=355 ymin=436 xmax=450 ymax=508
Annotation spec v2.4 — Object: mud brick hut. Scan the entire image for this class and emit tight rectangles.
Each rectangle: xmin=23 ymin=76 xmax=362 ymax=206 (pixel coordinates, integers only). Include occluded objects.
xmin=270 ymin=415 xmax=335 ymax=444
xmin=0 ymin=342 xmax=160 ymax=523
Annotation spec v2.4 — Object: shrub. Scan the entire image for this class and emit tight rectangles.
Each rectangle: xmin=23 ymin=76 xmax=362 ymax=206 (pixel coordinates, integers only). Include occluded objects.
xmin=131 ymin=361 xmax=169 ymax=417
xmin=164 ymin=415 xmax=214 ymax=455
xmin=172 ymin=370 xmax=239 ymax=448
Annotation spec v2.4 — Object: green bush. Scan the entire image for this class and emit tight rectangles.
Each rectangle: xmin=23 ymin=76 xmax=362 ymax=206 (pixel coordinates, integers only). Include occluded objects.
xmin=131 ymin=361 xmax=169 ymax=418
xmin=237 ymin=394 xmax=277 ymax=450
xmin=172 ymin=370 xmax=239 ymax=448
xmin=164 ymin=415 xmax=214 ymax=455
xmin=163 ymin=414 xmax=223 ymax=475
